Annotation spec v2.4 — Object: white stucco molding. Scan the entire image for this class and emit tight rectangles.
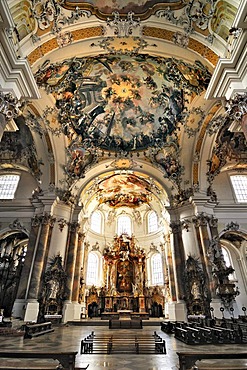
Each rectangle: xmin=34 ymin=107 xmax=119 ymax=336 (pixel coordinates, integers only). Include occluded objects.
xmin=0 ymin=0 xmax=40 ymax=100
xmin=205 ymin=0 xmax=247 ymax=101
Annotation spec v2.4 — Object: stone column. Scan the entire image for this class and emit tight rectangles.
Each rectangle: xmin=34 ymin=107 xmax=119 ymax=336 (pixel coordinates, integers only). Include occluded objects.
xmin=163 ymin=235 xmax=176 ymax=302
xmin=24 ymin=213 xmax=55 ymax=322
xmin=167 ymin=222 xmax=187 ymax=321
xmin=12 ymin=214 xmax=40 ymax=318
xmin=63 ymin=222 xmax=80 ymax=322
xmin=170 ymin=221 xmax=186 ymax=301
xmin=65 ymin=222 xmax=80 ymax=301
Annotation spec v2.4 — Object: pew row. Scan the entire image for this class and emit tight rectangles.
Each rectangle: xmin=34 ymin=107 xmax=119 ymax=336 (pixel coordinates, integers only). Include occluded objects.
xmin=162 ymin=320 xmax=246 ymax=345
xmin=23 ymin=322 xmax=54 ymax=338
xmin=177 ymin=351 xmax=247 ymax=370
xmin=0 ymin=351 xmax=78 ymax=370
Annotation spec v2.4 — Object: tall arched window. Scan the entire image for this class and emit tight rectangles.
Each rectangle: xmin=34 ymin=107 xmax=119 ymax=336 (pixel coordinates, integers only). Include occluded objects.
xmin=0 ymin=174 xmax=20 ymax=199
xmin=117 ymin=215 xmax=131 ymax=236
xmin=90 ymin=211 xmax=102 ymax=234
xmin=148 ymin=211 xmax=158 ymax=233
xmin=86 ymin=252 xmax=99 ymax=286
xmin=151 ymin=253 xmax=164 ymax=285
xmin=230 ymin=175 xmax=247 ymax=203
xmin=222 ymin=247 xmax=235 ymax=280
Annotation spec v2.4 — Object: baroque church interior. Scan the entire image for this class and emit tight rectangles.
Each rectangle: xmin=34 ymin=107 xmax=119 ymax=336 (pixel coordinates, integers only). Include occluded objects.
xmin=0 ymin=0 xmax=247 ymax=334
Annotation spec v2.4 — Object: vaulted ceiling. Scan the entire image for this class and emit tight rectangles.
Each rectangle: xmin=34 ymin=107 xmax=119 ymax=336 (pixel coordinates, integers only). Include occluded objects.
xmin=0 ymin=0 xmax=246 ymax=214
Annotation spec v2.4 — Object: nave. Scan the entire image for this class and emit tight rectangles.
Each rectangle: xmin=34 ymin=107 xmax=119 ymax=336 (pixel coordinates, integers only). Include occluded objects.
xmin=1 ymin=320 xmax=247 ymax=370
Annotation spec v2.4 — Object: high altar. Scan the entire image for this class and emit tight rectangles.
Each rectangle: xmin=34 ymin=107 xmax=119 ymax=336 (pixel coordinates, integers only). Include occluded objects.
xmin=86 ymin=234 xmax=163 ymax=319
xmin=103 ymin=234 xmax=146 ymax=314
xmin=85 ymin=234 xmax=164 ymax=318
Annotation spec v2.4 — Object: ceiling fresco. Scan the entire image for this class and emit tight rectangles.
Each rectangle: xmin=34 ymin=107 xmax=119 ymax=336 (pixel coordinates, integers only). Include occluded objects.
xmin=80 ymin=172 xmax=168 ymax=209
xmin=35 ymin=53 xmax=211 ymax=154
xmin=96 ymin=173 xmax=153 ymax=208
xmin=64 ymin=0 xmax=183 ymax=19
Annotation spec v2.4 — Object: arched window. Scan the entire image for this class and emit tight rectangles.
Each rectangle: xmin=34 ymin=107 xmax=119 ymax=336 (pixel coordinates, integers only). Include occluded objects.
xmin=151 ymin=253 xmax=164 ymax=285
xmin=0 ymin=174 xmax=20 ymax=199
xmin=90 ymin=211 xmax=102 ymax=234
xmin=148 ymin=211 xmax=158 ymax=233
xmin=117 ymin=215 xmax=131 ymax=236
xmin=221 ymin=247 xmax=235 ymax=281
xmin=86 ymin=252 xmax=99 ymax=286
xmin=230 ymin=175 xmax=247 ymax=203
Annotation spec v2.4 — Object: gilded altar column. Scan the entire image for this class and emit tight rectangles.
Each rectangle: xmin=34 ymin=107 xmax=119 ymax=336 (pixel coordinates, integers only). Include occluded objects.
xmin=72 ymin=232 xmax=85 ymax=303
xmin=163 ymin=234 xmax=176 ymax=302
xmin=22 ymin=213 xmax=55 ymax=322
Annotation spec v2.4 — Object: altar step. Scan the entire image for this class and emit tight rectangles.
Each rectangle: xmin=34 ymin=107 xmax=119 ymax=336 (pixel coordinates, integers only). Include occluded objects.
xmin=68 ymin=318 xmax=163 ymax=327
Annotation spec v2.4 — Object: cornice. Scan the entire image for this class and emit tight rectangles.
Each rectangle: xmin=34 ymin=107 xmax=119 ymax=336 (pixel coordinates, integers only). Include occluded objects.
xmin=205 ymin=0 xmax=247 ymax=100
xmin=0 ymin=0 xmax=40 ymax=99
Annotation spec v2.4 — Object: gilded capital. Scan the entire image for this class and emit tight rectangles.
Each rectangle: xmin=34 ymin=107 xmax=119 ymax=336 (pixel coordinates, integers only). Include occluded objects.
xmin=226 ymin=93 xmax=247 ymax=121
xmin=0 ymin=92 xmax=20 ymax=121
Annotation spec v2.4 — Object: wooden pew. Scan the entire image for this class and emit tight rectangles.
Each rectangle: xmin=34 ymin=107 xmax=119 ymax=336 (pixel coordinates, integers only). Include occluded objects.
xmin=23 ymin=322 xmax=54 ymax=338
xmin=161 ymin=321 xmax=175 ymax=334
xmin=175 ymin=326 xmax=201 ymax=345
xmin=0 ymin=351 xmax=78 ymax=370
xmin=177 ymin=351 xmax=247 ymax=370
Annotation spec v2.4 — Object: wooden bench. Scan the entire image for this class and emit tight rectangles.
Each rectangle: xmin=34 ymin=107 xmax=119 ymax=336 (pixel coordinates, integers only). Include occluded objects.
xmin=177 ymin=351 xmax=247 ymax=370
xmin=161 ymin=321 xmax=175 ymax=334
xmin=109 ymin=319 xmax=142 ymax=329
xmin=23 ymin=322 xmax=54 ymax=338
xmin=0 ymin=351 xmax=78 ymax=370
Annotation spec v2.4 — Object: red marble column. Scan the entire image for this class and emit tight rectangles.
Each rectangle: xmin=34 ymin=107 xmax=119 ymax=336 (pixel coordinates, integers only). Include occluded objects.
xmin=65 ymin=222 xmax=80 ymax=302
xmin=72 ymin=232 xmax=85 ymax=302
xmin=170 ymin=221 xmax=186 ymax=301
xmin=27 ymin=214 xmax=56 ymax=300
xmin=164 ymin=236 xmax=176 ymax=302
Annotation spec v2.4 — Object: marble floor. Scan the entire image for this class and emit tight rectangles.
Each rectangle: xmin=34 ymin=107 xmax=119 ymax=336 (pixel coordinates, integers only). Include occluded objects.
xmin=0 ymin=320 xmax=247 ymax=370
